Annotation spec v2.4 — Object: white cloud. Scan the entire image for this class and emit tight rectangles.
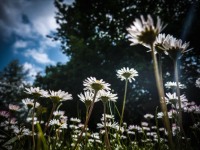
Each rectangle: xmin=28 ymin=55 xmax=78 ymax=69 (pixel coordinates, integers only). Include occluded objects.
xmin=31 ymin=14 xmax=58 ymax=37
xmin=41 ymin=37 xmax=61 ymax=49
xmin=23 ymin=62 xmax=42 ymax=76
xmin=23 ymin=62 xmax=42 ymax=84
xmin=0 ymin=0 xmax=59 ymax=39
xmin=13 ymin=40 xmax=28 ymax=48
xmin=0 ymin=0 xmax=69 ymax=72
xmin=25 ymin=49 xmax=55 ymax=65
xmin=0 ymin=0 xmax=34 ymax=38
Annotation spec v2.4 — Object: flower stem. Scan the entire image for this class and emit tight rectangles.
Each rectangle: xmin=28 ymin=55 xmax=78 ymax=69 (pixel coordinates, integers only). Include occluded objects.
xmin=32 ymin=100 xmax=36 ymax=150
xmin=150 ymin=44 xmax=174 ymax=150
xmin=158 ymin=54 xmax=164 ymax=86
xmin=174 ymin=60 xmax=184 ymax=137
xmin=103 ymin=102 xmax=111 ymax=150
xmin=44 ymin=103 xmax=56 ymax=133
xmin=120 ymin=79 xmax=128 ymax=127
xmin=73 ymin=90 xmax=98 ymax=150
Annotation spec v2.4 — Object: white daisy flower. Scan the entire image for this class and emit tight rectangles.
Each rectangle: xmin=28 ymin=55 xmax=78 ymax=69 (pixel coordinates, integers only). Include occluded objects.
xmin=53 ymin=110 xmax=65 ymax=117
xmin=46 ymin=90 xmax=72 ymax=103
xmin=144 ymin=114 xmax=154 ymax=119
xmin=101 ymin=114 xmax=115 ymax=121
xmin=24 ymin=87 xmax=48 ymax=97
xmin=127 ymin=131 xmax=135 ymax=135
xmin=78 ymin=91 xmax=99 ymax=106
xmin=154 ymin=33 xmax=173 ymax=54
xmin=128 ymin=125 xmax=142 ymax=131
xmin=0 ymin=111 xmax=10 ymax=118
xmin=172 ymin=124 xmax=180 ymax=136
xmin=5 ymin=118 xmax=17 ymax=125
xmin=165 ymin=81 xmax=186 ymax=89
xmin=141 ymin=122 xmax=148 ymax=126
xmin=83 ymin=77 xmax=111 ymax=92
xmin=26 ymin=117 xmax=38 ymax=124
xmin=162 ymin=35 xmax=190 ymax=53
xmin=60 ymin=123 xmax=68 ymax=129
xmin=117 ymin=67 xmax=138 ymax=83
xmin=22 ymin=98 xmax=40 ymax=109
xmin=22 ymin=128 xmax=31 ymax=136
xmin=70 ymin=117 xmax=81 ymax=123
xmin=90 ymin=133 xmax=100 ymax=140
xmin=127 ymin=15 xmax=165 ymax=46
xmin=60 ymin=116 xmax=68 ymax=124
xmin=97 ymin=90 xmax=118 ymax=103
xmin=49 ymin=119 xmax=61 ymax=126
xmin=195 ymin=78 xmax=200 ymax=88
xmin=8 ymin=104 xmax=20 ymax=111
xmin=155 ymin=34 xmax=191 ymax=58
xmin=157 ymin=112 xmax=164 ymax=118
xmin=97 ymin=121 xmax=119 ymax=129
xmin=165 ymin=92 xmax=188 ymax=105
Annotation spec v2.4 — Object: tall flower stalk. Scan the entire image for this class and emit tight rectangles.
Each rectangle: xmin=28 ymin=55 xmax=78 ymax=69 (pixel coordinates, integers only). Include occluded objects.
xmin=120 ymin=79 xmax=128 ymax=127
xmin=73 ymin=91 xmax=98 ymax=150
xmin=44 ymin=90 xmax=72 ymax=133
xmin=174 ymin=60 xmax=183 ymax=133
xmin=73 ymin=77 xmax=111 ymax=150
xmin=44 ymin=103 xmax=57 ymax=133
xmin=127 ymin=15 xmax=174 ymax=149
xmin=77 ymin=90 xmax=99 ymax=148
xmin=116 ymin=67 xmax=138 ymax=127
xmin=150 ymin=44 xmax=173 ymax=148
xmin=24 ymin=87 xmax=48 ymax=150
xmin=31 ymin=99 xmax=36 ymax=150
xmin=155 ymin=33 xmax=190 ymax=137
xmin=103 ymin=102 xmax=111 ymax=150
xmin=98 ymin=90 xmax=117 ymax=150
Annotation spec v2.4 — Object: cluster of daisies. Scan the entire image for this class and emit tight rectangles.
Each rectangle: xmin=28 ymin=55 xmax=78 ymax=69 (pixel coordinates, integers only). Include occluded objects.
xmin=0 ymin=74 xmax=199 ymax=149
xmin=127 ymin=15 xmax=191 ymax=58
xmin=163 ymin=82 xmax=200 ymax=114
xmin=0 ymin=14 xmax=199 ymax=149
xmin=0 ymin=67 xmax=139 ymax=149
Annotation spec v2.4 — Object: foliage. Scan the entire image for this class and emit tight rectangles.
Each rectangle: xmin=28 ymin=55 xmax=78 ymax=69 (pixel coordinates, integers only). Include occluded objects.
xmin=0 ymin=60 xmax=28 ymax=108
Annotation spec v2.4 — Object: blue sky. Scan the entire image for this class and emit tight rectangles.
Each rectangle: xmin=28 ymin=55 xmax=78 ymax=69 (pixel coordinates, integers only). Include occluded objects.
xmin=0 ymin=0 xmax=73 ymax=83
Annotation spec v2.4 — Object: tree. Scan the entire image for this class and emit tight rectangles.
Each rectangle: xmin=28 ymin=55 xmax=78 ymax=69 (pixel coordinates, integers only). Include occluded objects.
xmin=35 ymin=0 xmax=200 ymax=125
xmin=0 ymin=60 xmax=28 ymax=108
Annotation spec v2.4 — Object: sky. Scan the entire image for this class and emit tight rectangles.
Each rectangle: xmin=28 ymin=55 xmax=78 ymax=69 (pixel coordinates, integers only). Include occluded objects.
xmin=0 ymin=0 xmax=74 ymax=83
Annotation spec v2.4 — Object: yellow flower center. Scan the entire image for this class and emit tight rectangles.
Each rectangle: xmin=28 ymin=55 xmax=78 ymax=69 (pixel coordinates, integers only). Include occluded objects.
xmin=122 ymin=72 xmax=132 ymax=78
xmin=85 ymin=99 xmax=92 ymax=107
xmin=101 ymin=96 xmax=109 ymax=103
xmin=91 ymin=81 xmax=104 ymax=91
xmin=51 ymin=96 xmax=61 ymax=104
xmin=138 ymin=29 xmax=158 ymax=45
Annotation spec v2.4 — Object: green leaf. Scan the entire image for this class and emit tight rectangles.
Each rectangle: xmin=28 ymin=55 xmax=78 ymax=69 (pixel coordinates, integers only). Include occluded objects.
xmin=3 ymin=136 xmax=18 ymax=146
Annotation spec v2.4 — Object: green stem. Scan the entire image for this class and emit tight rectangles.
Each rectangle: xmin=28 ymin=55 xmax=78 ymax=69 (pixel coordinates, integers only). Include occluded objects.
xmin=108 ymin=101 xmax=113 ymax=121
xmin=120 ymin=79 xmax=128 ymax=127
xmin=85 ymin=105 xmax=89 ymax=148
xmin=86 ymin=105 xmax=89 ymax=119
xmin=174 ymin=60 xmax=185 ymax=139
xmin=158 ymin=54 xmax=164 ymax=87
xmin=73 ymin=90 xmax=98 ymax=150
xmin=32 ymin=100 xmax=36 ymax=150
xmin=44 ymin=103 xmax=56 ymax=133
xmin=155 ymin=107 xmax=161 ymax=149
xmin=150 ymin=44 xmax=174 ymax=150
xmin=103 ymin=102 xmax=111 ymax=150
